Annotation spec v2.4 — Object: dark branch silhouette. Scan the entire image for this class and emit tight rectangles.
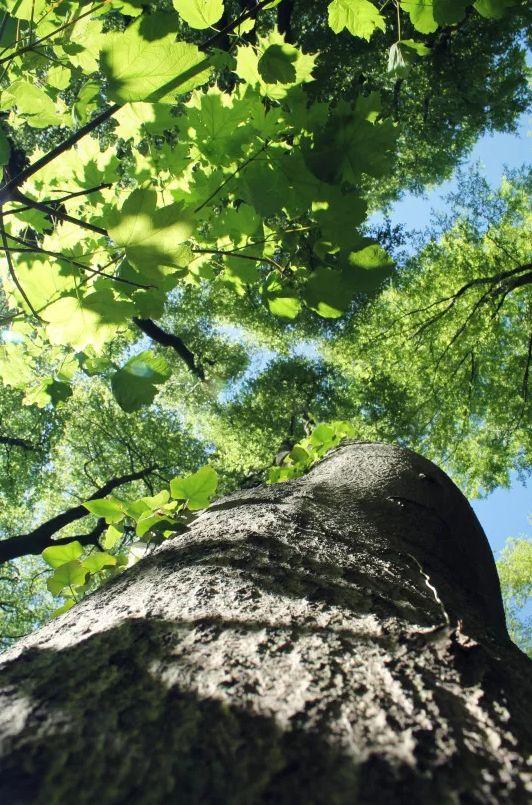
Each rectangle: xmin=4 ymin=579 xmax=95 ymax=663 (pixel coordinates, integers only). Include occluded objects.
xmin=278 ymin=0 xmax=295 ymax=42
xmin=133 ymin=318 xmax=205 ymax=380
xmin=0 ymin=436 xmax=36 ymax=451
xmin=0 ymin=467 xmax=156 ymax=564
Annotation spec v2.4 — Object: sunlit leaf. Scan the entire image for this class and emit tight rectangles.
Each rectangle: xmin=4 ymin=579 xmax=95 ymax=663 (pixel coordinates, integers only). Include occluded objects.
xmin=101 ymin=13 xmax=212 ymax=103
xmin=47 ymin=560 xmax=88 ymax=596
xmin=328 ymin=0 xmax=385 ymax=40
xmin=42 ymin=541 xmax=84 ymax=569
xmin=170 ymin=465 xmax=218 ymax=510
xmin=108 ymin=188 xmax=194 ymax=274
xmin=83 ymin=496 xmax=126 ymax=523
xmin=173 ymin=0 xmax=224 ymax=29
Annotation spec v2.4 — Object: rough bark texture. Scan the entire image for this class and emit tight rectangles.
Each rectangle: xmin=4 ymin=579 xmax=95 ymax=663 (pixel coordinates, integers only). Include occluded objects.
xmin=0 ymin=443 xmax=530 ymax=804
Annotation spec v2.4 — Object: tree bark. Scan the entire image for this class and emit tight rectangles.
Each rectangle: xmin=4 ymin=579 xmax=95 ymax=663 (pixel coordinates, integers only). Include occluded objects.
xmin=0 ymin=443 xmax=530 ymax=803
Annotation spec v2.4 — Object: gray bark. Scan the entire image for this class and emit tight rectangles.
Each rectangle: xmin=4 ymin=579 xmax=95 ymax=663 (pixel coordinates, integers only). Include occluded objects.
xmin=0 ymin=443 xmax=530 ymax=804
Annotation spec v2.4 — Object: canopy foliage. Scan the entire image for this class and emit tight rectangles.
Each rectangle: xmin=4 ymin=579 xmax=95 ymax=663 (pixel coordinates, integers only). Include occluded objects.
xmin=0 ymin=0 xmax=530 ymax=646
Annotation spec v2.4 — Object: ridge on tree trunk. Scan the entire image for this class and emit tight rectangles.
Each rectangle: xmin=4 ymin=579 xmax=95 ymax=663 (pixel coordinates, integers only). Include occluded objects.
xmin=0 ymin=443 xmax=530 ymax=804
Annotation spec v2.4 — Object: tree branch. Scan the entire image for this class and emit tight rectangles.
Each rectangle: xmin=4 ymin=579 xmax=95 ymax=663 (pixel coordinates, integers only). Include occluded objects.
xmin=521 ymin=332 xmax=532 ymax=403
xmin=11 ymin=190 xmax=108 ymax=236
xmin=0 ymin=183 xmax=111 ymax=219
xmin=277 ymin=0 xmax=295 ymax=43
xmin=0 ymin=436 xmax=36 ymax=451
xmin=498 ymin=271 xmax=532 ymax=295
xmin=192 ymin=246 xmax=283 ymax=272
xmin=0 ymin=104 xmax=120 ymax=201
xmin=3 ymin=231 xmax=146 ymax=289
xmin=0 ymin=466 xmax=156 ymax=563
xmin=133 ymin=318 xmax=205 ymax=380
xmin=0 ymin=1 xmax=107 ymax=66
xmin=50 ymin=518 xmax=107 ymax=551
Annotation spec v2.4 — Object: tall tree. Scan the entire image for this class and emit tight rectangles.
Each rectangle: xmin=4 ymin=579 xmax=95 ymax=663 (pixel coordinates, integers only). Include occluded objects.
xmin=0 ymin=444 xmax=530 ymax=802
xmin=0 ymin=1 xmax=530 ymax=789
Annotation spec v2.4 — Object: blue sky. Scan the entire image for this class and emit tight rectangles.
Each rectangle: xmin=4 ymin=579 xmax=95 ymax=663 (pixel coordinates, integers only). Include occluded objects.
xmin=389 ymin=113 xmax=530 ymax=232
xmin=471 ymin=480 xmax=530 ymax=557
xmin=386 ymin=111 xmax=531 ymax=558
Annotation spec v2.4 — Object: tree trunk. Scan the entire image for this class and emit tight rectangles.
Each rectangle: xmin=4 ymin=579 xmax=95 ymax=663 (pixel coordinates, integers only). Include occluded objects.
xmin=0 ymin=443 xmax=530 ymax=804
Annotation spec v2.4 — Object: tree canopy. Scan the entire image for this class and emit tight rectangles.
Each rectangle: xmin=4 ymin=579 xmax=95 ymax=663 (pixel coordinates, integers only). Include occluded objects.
xmin=0 ymin=0 xmax=530 ymax=647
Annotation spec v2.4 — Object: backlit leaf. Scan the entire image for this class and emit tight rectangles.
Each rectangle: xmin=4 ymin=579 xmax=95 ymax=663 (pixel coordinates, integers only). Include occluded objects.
xmin=42 ymin=541 xmax=84 ymax=569
xmin=108 ymin=189 xmax=194 ymax=274
xmin=111 ymin=350 xmax=171 ymax=412
xmin=173 ymin=0 xmax=224 ymax=29
xmin=328 ymin=0 xmax=385 ymax=40
xmin=101 ymin=13 xmax=212 ymax=103
xmin=47 ymin=560 xmax=88 ymax=596
xmin=84 ymin=496 xmax=126 ymax=523
xmin=170 ymin=465 xmax=218 ymax=510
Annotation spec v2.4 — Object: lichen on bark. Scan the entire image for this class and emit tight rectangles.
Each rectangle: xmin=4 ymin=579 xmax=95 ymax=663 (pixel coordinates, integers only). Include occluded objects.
xmin=0 ymin=443 xmax=530 ymax=803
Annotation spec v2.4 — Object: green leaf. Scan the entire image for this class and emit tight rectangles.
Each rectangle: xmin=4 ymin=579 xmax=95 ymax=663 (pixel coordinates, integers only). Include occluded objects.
xmin=173 ymin=0 xmax=224 ymax=29
xmin=23 ymin=378 xmax=72 ymax=408
xmin=235 ymin=32 xmax=316 ymax=100
xmin=305 ymin=104 xmax=397 ymax=186
xmin=258 ymin=44 xmax=298 ymax=84
xmin=123 ymin=499 xmax=151 ymax=519
xmin=103 ymin=524 xmax=124 ymax=550
xmin=328 ymin=0 xmax=385 ymax=40
xmin=399 ymin=0 xmax=436 ymax=32
xmin=170 ymin=465 xmax=218 ymax=510
xmin=108 ymin=188 xmax=194 ymax=275
xmin=135 ymin=510 xmax=175 ymax=538
xmin=0 ymin=127 xmax=10 ymax=166
xmin=83 ymin=496 xmax=126 ymax=523
xmin=42 ymin=541 xmax=84 ymax=569
xmin=111 ymin=350 xmax=171 ymax=412
xmin=51 ymin=599 xmax=76 ymax=618
xmin=401 ymin=39 xmax=431 ymax=56
xmin=400 ymin=0 xmax=469 ymax=34
xmin=0 ymin=343 xmax=34 ymax=389
xmin=8 ymin=81 xmax=65 ymax=128
xmin=303 ymin=267 xmax=351 ymax=318
xmin=100 ymin=13 xmax=212 ymax=103
xmin=44 ymin=290 xmax=134 ymax=353
xmin=72 ymin=80 xmax=100 ymax=126
xmin=474 ymin=0 xmax=513 ymax=17
xmin=6 ymin=0 xmax=48 ymax=22
xmin=82 ymin=552 xmax=117 ymax=573
xmin=267 ymin=295 xmax=302 ymax=319
xmin=288 ymin=445 xmax=311 ymax=464
xmin=47 ymin=560 xmax=88 ymax=596
xmin=347 ymin=243 xmax=394 ymax=292
xmin=310 ymin=423 xmax=335 ymax=446
xmin=113 ymin=102 xmax=177 ymax=143
xmin=139 ymin=490 xmax=171 ymax=508
xmin=312 ymin=192 xmax=368 ymax=252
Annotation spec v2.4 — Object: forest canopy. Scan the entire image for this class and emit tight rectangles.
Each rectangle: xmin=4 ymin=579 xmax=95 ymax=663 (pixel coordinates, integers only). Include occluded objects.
xmin=0 ymin=0 xmax=530 ymax=648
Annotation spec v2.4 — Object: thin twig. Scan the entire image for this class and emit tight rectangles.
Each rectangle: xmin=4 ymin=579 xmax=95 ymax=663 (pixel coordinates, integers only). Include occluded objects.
xmin=12 ymin=190 xmax=108 ymax=236
xmin=0 ymin=215 xmax=41 ymax=318
xmin=194 ymin=141 xmax=269 ymax=213
xmin=0 ymin=1 xmax=107 ymax=64
xmin=192 ymin=246 xmax=284 ymax=272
